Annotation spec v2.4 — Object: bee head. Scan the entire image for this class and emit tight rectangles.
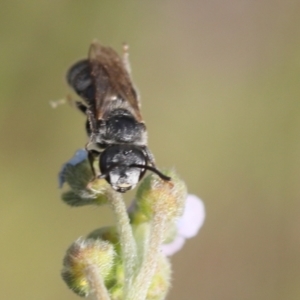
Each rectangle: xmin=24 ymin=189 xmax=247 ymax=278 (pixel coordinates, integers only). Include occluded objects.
xmin=99 ymin=145 xmax=147 ymax=193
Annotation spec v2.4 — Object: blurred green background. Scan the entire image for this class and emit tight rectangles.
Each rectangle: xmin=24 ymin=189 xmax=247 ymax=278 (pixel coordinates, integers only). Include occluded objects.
xmin=1 ymin=1 xmax=300 ymax=299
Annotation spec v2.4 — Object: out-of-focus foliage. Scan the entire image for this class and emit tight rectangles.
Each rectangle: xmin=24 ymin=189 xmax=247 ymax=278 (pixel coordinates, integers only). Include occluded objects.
xmin=1 ymin=1 xmax=300 ymax=299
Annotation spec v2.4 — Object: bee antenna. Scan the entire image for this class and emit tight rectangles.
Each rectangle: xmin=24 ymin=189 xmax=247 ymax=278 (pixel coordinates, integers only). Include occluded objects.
xmin=130 ymin=164 xmax=171 ymax=181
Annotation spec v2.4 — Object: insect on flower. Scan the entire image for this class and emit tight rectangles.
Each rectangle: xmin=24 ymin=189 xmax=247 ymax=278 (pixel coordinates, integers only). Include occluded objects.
xmin=66 ymin=41 xmax=171 ymax=193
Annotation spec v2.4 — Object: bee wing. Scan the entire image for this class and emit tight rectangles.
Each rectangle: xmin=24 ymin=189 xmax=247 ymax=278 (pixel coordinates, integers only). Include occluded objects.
xmin=88 ymin=41 xmax=143 ymax=122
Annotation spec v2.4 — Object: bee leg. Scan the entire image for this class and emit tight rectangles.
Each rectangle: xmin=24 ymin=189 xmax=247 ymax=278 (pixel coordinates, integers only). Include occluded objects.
xmin=49 ymin=94 xmax=75 ymax=109
xmin=86 ymin=108 xmax=98 ymax=136
xmin=122 ymin=43 xmax=131 ymax=74
xmin=75 ymin=101 xmax=88 ymax=115
xmin=74 ymin=101 xmax=91 ymax=136
xmin=87 ymin=150 xmax=97 ymax=180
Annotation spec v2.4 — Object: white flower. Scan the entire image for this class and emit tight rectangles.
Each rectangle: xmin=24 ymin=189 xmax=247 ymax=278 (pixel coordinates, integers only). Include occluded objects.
xmin=161 ymin=194 xmax=205 ymax=256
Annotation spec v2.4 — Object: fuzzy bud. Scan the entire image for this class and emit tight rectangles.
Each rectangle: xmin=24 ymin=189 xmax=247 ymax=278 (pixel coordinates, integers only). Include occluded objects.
xmin=146 ymin=254 xmax=172 ymax=300
xmin=59 ymin=150 xmax=110 ymax=206
xmin=135 ymin=169 xmax=187 ymax=222
xmin=87 ymin=226 xmax=121 ymax=253
xmin=61 ymin=238 xmax=115 ymax=297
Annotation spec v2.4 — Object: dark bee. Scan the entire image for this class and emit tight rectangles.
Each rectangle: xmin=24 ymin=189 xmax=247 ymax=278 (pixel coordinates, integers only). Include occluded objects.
xmin=67 ymin=41 xmax=171 ymax=192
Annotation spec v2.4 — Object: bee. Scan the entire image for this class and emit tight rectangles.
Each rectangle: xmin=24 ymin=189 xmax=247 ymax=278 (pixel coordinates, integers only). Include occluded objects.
xmin=66 ymin=41 xmax=171 ymax=193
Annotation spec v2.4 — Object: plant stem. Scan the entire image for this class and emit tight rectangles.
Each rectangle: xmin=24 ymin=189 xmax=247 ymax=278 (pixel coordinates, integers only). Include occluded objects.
xmin=107 ymin=190 xmax=137 ymax=295
xmin=127 ymin=210 xmax=167 ymax=300
xmin=85 ymin=264 xmax=111 ymax=300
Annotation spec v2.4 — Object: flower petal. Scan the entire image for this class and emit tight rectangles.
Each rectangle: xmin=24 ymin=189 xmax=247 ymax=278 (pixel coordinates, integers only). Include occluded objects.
xmin=59 ymin=149 xmax=88 ymax=188
xmin=177 ymin=194 xmax=205 ymax=238
xmin=161 ymin=235 xmax=185 ymax=256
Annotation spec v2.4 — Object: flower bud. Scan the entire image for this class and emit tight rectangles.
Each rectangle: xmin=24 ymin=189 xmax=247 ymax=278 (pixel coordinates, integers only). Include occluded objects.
xmin=59 ymin=150 xmax=110 ymax=206
xmin=146 ymin=254 xmax=171 ymax=300
xmin=87 ymin=226 xmax=126 ymax=295
xmin=136 ymin=169 xmax=187 ymax=222
xmin=61 ymin=238 xmax=115 ymax=297
xmin=59 ymin=150 xmax=92 ymax=191
xmin=87 ymin=226 xmax=120 ymax=253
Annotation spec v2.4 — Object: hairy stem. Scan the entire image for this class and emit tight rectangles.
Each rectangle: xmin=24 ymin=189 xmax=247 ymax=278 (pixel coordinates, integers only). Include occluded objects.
xmin=85 ymin=264 xmax=111 ymax=300
xmin=127 ymin=210 xmax=167 ymax=300
xmin=107 ymin=190 xmax=137 ymax=295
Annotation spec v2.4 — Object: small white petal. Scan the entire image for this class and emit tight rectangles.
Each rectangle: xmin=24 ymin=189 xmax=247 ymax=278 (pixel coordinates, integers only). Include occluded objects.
xmin=58 ymin=149 xmax=88 ymax=188
xmin=161 ymin=235 xmax=186 ymax=256
xmin=177 ymin=194 xmax=205 ymax=239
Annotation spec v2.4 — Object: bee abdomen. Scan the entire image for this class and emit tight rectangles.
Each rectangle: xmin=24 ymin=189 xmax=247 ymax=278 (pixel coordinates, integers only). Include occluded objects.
xmin=66 ymin=60 xmax=95 ymax=103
